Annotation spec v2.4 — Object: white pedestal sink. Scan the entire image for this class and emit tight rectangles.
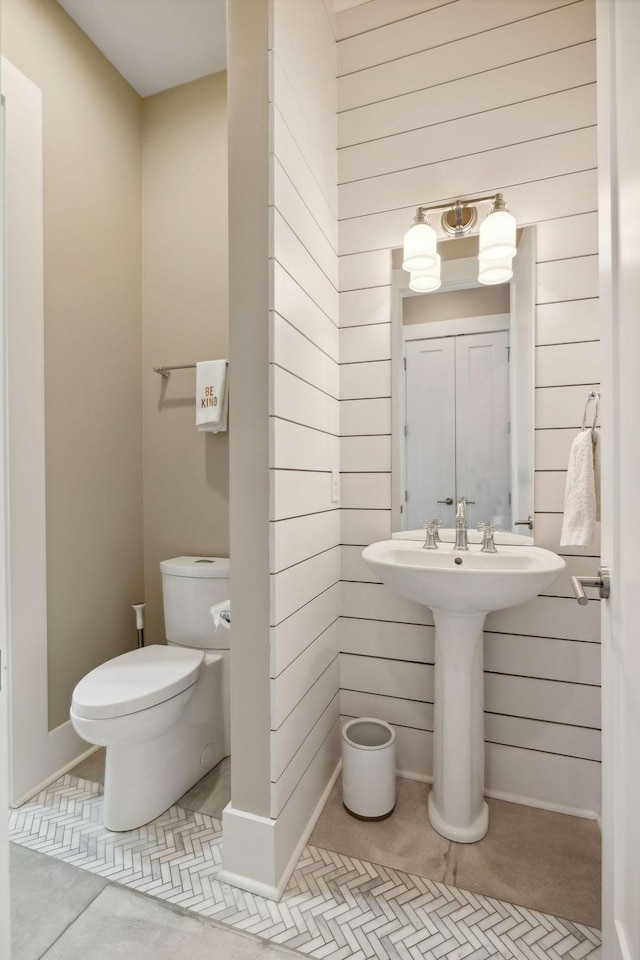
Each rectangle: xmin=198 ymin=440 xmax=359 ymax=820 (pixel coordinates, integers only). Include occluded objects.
xmin=362 ymin=540 xmax=565 ymax=842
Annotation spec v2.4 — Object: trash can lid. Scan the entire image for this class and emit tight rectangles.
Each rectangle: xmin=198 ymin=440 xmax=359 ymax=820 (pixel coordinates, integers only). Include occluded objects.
xmin=342 ymin=717 xmax=396 ymax=749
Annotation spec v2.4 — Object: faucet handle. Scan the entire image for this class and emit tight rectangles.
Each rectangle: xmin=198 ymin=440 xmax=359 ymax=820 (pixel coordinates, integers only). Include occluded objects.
xmin=478 ymin=522 xmax=497 ymax=534
xmin=479 ymin=523 xmax=498 ymax=553
xmin=423 ymin=520 xmax=439 ymax=550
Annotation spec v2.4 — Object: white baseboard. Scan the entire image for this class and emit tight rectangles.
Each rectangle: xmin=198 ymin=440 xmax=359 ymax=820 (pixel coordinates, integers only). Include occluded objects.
xmin=13 ymin=732 xmax=96 ymax=807
xmin=276 ymin=757 xmax=342 ymax=893
xmin=389 ymin=727 xmax=601 ymax=819
xmin=220 ymin=758 xmax=342 ymax=901
xmin=395 ymin=768 xmax=598 ymax=820
xmin=221 ymin=728 xmax=341 ymax=900
xmin=215 ymin=867 xmax=281 ymax=901
xmin=220 ymin=804 xmax=280 ymax=899
xmin=396 ymin=768 xmax=432 ymax=784
xmin=614 ymin=919 xmax=634 ymax=960
xmin=482 ymin=785 xmax=599 ymax=820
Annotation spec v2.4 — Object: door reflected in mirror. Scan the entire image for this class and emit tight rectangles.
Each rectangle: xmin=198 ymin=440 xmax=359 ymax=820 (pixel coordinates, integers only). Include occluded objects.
xmin=391 ymin=228 xmax=535 ymax=542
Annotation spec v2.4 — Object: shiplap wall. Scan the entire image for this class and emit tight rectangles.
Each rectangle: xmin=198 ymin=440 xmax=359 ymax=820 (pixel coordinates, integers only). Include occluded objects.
xmin=336 ymin=0 xmax=601 ymax=814
xmin=268 ymin=0 xmax=341 ymax=827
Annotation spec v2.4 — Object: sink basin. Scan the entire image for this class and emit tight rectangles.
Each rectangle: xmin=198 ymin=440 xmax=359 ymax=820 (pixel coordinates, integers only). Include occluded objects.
xmin=362 ymin=540 xmax=565 ymax=616
xmin=362 ymin=538 xmax=565 ymax=844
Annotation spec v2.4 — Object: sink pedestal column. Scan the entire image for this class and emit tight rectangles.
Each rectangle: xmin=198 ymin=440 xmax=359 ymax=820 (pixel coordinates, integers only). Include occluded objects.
xmin=427 ymin=611 xmax=489 ymax=843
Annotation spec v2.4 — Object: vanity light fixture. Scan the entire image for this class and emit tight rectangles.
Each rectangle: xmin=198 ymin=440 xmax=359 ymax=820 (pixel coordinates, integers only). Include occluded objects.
xmin=403 ymin=192 xmax=517 ymax=292
xmin=402 ymin=208 xmax=437 ymax=271
xmin=478 ymin=255 xmax=513 ymax=286
xmin=478 ymin=194 xmax=517 ymax=261
xmin=409 ymin=254 xmax=442 ymax=293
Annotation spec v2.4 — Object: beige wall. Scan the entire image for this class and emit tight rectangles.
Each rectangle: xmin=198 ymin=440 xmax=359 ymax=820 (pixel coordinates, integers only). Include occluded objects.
xmin=403 ymin=285 xmax=510 ymax=325
xmin=2 ymin=3 xmax=230 ymax=720
xmin=2 ymin=0 xmax=144 ymax=730
xmin=141 ymin=74 xmax=229 ymax=646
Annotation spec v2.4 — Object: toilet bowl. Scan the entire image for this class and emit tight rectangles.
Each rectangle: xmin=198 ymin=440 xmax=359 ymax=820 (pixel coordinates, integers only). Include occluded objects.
xmin=70 ymin=556 xmax=230 ymax=832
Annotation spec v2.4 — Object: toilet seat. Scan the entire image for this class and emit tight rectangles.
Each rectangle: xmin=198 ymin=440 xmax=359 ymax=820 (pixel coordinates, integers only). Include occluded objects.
xmin=71 ymin=644 xmax=204 ymax=721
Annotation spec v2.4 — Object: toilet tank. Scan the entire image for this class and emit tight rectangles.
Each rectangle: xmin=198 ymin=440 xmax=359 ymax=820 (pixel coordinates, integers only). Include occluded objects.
xmin=160 ymin=556 xmax=230 ymax=650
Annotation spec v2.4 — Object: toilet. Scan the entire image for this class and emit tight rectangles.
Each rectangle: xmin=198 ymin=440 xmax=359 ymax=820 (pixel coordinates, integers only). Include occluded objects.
xmin=70 ymin=556 xmax=230 ymax=831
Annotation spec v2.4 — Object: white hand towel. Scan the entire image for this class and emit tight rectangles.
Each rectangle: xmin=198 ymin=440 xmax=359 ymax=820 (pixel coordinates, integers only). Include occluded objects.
xmin=592 ymin=430 xmax=601 ymax=522
xmin=210 ymin=600 xmax=231 ymax=630
xmin=560 ymin=430 xmax=597 ymax=547
xmin=196 ymin=360 xmax=228 ymax=433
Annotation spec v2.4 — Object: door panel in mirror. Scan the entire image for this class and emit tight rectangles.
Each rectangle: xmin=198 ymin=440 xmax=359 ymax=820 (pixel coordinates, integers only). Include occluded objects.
xmin=405 ymin=337 xmax=456 ymax=528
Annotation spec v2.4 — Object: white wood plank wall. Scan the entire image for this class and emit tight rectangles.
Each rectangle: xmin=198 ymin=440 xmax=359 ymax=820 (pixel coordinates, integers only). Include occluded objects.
xmin=336 ymin=0 xmax=601 ymax=815
xmin=268 ymin=0 xmax=341 ymax=823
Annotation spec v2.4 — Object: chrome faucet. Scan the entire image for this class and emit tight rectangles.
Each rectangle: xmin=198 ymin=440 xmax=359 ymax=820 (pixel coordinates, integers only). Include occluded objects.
xmin=454 ymin=498 xmax=469 ymax=551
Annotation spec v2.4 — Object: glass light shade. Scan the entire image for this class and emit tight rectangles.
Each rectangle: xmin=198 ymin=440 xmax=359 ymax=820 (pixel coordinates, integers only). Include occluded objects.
xmin=402 ymin=221 xmax=437 ymax=271
xmin=479 ymin=209 xmax=517 ymax=261
xmin=478 ymin=255 xmax=513 ymax=285
xmin=409 ymin=255 xmax=441 ymax=292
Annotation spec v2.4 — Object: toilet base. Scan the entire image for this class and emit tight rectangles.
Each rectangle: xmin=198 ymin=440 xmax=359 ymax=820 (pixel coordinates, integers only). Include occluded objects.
xmin=103 ymin=654 xmax=226 ymax=832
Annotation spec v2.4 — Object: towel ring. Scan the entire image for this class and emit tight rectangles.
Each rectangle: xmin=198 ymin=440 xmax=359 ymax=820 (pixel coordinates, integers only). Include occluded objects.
xmin=582 ymin=391 xmax=600 ymax=433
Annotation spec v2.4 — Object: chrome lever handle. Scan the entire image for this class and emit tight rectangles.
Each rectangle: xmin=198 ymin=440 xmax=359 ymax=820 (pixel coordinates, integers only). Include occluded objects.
xmin=437 ymin=498 xmax=453 ymax=505
xmin=571 ymin=568 xmax=611 ymax=605
xmin=515 ymin=516 xmax=534 ymax=529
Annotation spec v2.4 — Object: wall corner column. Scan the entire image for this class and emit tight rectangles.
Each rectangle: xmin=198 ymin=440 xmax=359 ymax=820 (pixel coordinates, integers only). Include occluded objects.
xmin=226 ymin=0 xmax=272 ymax=843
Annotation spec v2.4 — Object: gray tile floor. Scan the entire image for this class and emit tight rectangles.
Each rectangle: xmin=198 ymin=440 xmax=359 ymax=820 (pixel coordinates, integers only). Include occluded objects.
xmin=10 ymin=752 xmax=601 ymax=957
xmin=10 ymin=750 xmax=236 ymax=958
xmin=10 ymin=844 xmax=300 ymax=960
xmin=11 ymin=776 xmax=601 ymax=960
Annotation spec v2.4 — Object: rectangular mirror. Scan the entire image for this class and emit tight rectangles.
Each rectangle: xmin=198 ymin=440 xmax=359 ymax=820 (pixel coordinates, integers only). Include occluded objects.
xmin=391 ymin=227 xmax=535 ymax=542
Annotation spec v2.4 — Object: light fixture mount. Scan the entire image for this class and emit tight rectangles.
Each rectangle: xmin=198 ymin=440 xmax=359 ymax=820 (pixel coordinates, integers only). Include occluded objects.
xmin=441 ymin=202 xmax=477 ymax=238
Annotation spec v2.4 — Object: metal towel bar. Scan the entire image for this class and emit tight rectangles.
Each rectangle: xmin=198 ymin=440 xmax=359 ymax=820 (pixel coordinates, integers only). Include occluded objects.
xmin=571 ymin=568 xmax=610 ymax=605
xmin=154 ymin=360 xmax=229 ymax=379
xmin=582 ymin=390 xmax=600 ymax=433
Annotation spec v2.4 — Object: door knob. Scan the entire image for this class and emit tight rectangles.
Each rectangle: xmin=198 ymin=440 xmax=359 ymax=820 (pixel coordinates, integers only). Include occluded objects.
xmin=571 ymin=568 xmax=611 ymax=605
xmin=437 ymin=497 xmax=453 ymax=505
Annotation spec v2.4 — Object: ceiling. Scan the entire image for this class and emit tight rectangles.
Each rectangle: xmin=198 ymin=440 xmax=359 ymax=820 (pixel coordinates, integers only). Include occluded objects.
xmin=56 ymin=0 xmax=227 ymax=97
xmin=56 ymin=0 xmax=372 ymax=97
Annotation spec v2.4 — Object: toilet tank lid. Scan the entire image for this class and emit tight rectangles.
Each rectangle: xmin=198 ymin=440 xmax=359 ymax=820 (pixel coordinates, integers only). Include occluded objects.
xmin=71 ymin=645 xmax=204 ymax=721
xmin=160 ymin=556 xmax=230 ymax=578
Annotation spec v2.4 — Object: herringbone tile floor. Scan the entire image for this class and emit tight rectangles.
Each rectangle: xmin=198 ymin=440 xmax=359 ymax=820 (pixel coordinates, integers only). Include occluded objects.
xmin=10 ymin=775 xmax=602 ymax=960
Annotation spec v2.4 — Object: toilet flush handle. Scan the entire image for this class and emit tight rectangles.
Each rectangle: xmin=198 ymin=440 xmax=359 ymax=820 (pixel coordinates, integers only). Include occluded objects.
xmin=132 ymin=602 xmax=145 ymax=647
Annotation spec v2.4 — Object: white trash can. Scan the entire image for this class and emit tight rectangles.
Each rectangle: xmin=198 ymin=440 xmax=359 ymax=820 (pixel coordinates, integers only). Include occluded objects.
xmin=342 ymin=718 xmax=396 ymax=820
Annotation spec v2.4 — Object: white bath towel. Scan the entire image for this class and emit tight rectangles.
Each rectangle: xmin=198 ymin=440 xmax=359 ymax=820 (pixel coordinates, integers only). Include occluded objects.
xmin=560 ymin=430 xmax=597 ymax=547
xmin=196 ymin=360 xmax=228 ymax=433
xmin=210 ymin=600 xmax=231 ymax=630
